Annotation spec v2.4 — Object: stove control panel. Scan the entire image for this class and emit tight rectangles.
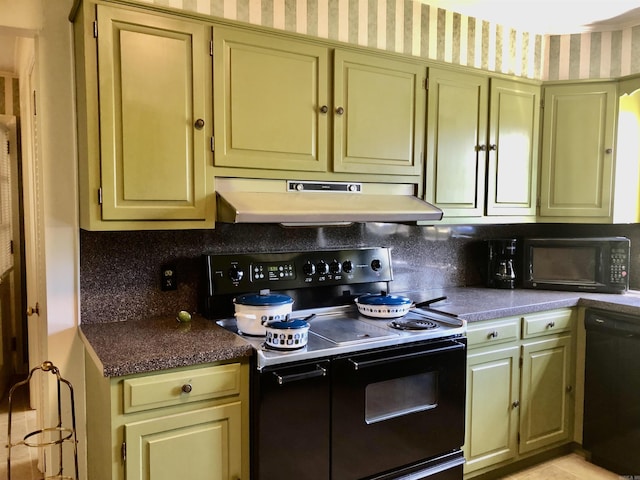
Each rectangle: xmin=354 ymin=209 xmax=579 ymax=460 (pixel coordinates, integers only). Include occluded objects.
xmin=204 ymin=247 xmax=393 ymax=295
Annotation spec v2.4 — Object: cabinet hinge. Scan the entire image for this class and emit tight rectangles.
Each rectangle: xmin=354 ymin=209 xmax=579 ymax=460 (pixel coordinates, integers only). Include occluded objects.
xmin=519 ymin=356 xmax=523 ymax=368
xmin=93 ymin=20 xmax=98 ymax=38
xmin=10 ymin=240 xmax=13 ymax=254
xmin=97 ymin=187 xmax=103 ymax=205
xmin=210 ymin=40 xmax=213 ymax=56
xmin=6 ymin=140 xmax=9 ymax=155
xmin=121 ymin=442 xmax=126 ymax=462
xmin=210 ymin=136 xmax=215 ymax=152
xmin=540 ymin=98 xmax=544 ymax=109
xmin=424 ymin=78 xmax=429 ymax=90
xmin=517 ymin=432 xmax=520 ymax=444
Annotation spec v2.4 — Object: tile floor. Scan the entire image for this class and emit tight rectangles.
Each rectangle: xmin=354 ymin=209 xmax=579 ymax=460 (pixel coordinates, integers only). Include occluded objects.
xmin=496 ymin=453 xmax=622 ymax=480
xmin=0 ymin=381 xmax=41 ymax=480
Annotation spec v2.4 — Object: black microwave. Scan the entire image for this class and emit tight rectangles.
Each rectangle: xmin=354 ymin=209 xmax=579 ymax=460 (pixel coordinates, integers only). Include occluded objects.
xmin=522 ymin=237 xmax=630 ymax=293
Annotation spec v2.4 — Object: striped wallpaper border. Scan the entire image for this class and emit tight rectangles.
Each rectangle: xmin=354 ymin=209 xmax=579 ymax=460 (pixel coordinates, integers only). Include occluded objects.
xmin=122 ymin=0 xmax=640 ymax=81
xmin=140 ymin=0 xmax=545 ymax=79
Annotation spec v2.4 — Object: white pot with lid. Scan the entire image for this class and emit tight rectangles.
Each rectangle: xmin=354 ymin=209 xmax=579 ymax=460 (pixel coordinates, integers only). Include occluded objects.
xmin=264 ymin=315 xmax=313 ymax=350
xmin=234 ymin=290 xmax=294 ymax=336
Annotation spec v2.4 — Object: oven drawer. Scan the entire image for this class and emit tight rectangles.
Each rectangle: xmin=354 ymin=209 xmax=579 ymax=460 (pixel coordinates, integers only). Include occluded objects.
xmin=331 ymin=338 xmax=467 ymax=480
xmin=467 ymin=317 xmax=520 ymax=349
xmin=122 ymin=363 xmax=241 ymax=413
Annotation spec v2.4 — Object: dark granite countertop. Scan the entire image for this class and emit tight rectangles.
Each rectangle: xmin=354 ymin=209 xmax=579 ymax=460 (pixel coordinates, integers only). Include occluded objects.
xmin=406 ymin=287 xmax=640 ymax=322
xmin=80 ymin=314 xmax=254 ymax=377
xmin=80 ymin=288 xmax=640 ymax=378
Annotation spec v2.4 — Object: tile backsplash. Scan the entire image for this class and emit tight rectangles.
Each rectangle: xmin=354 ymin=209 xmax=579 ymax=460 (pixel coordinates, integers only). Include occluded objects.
xmin=80 ymin=222 xmax=640 ymax=324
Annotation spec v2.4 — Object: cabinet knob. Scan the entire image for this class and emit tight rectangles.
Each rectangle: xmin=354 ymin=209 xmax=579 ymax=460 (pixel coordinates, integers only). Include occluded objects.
xmin=566 ymin=385 xmax=573 ymax=393
xmin=605 ymin=148 xmax=613 ymax=154
xmin=194 ymin=118 xmax=205 ymax=130
xmin=336 ymin=106 xmax=344 ymax=115
xmin=546 ymin=321 xmax=556 ymax=329
xmin=319 ymin=105 xmax=328 ymax=114
xmin=488 ymin=330 xmax=499 ymax=339
xmin=476 ymin=144 xmax=487 ymax=152
xmin=182 ymin=383 xmax=193 ymax=394
xmin=27 ymin=303 xmax=40 ymax=316
xmin=512 ymin=400 xmax=520 ymax=408
xmin=489 ymin=144 xmax=497 ymax=151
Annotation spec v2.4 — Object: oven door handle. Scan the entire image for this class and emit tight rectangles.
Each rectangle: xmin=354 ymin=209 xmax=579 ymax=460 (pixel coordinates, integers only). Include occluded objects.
xmin=272 ymin=364 xmax=327 ymax=385
xmin=347 ymin=340 xmax=465 ymax=371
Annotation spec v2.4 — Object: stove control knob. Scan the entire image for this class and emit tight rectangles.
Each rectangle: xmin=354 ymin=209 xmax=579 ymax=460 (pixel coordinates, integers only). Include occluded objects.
xmin=371 ymin=259 xmax=382 ymax=271
xmin=228 ymin=265 xmax=244 ymax=282
xmin=329 ymin=260 xmax=342 ymax=274
xmin=317 ymin=261 xmax=329 ymax=275
xmin=342 ymin=260 xmax=353 ymax=273
xmin=303 ymin=261 xmax=316 ymax=276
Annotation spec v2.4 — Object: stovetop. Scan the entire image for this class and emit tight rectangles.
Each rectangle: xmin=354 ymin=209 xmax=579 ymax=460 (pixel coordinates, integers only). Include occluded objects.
xmin=217 ymin=304 xmax=466 ymax=370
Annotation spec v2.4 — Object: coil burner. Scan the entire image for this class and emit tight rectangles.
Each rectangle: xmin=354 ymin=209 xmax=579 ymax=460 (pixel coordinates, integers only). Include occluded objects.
xmin=389 ymin=318 xmax=439 ymax=331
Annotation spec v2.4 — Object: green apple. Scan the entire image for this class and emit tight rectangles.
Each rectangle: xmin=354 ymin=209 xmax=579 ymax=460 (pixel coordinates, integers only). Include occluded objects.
xmin=177 ymin=310 xmax=192 ymax=323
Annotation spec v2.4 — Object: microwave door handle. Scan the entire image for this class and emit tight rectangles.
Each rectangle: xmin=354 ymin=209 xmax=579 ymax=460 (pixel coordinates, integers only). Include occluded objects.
xmin=348 ymin=340 xmax=465 ymax=371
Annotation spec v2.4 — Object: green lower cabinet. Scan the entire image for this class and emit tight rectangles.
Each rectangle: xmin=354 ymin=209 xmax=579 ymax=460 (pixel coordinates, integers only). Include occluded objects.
xmin=463 ymin=309 xmax=576 ymax=478
xmin=85 ymin=355 xmax=249 ymax=480
xmin=519 ymin=335 xmax=572 ymax=454
xmin=125 ymin=403 xmax=241 ymax=480
xmin=464 ymin=346 xmax=520 ymax=471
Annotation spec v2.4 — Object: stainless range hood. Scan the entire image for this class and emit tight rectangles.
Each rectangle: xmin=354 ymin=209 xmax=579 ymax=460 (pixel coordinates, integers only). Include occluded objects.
xmin=216 ymin=178 xmax=443 ymax=225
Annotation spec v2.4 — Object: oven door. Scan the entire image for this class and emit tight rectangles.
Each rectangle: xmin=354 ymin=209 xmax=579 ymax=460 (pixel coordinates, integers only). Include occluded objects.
xmin=331 ymin=338 xmax=467 ymax=480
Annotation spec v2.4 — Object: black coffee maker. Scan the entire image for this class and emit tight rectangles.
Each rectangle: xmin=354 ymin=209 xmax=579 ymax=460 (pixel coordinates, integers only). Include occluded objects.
xmin=485 ymin=238 xmax=518 ymax=289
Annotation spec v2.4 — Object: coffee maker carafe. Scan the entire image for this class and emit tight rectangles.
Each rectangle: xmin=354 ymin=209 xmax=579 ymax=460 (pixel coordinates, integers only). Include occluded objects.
xmin=486 ymin=238 xmax=518 ymax=289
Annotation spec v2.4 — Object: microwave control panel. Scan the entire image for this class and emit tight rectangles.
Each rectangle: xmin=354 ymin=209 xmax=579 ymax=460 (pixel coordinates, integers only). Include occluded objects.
xmin=609 ymin=246 xmax=629 ymax=285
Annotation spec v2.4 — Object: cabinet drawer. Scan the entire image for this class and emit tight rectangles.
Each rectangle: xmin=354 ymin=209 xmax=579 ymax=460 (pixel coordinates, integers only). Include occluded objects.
xmin=123 ymin=363 xmax=241 ymax=413
xmin=522 ymin=309 xmax=574 ymax=338
xmin=467 ymin=318 xmax=520 ymax=349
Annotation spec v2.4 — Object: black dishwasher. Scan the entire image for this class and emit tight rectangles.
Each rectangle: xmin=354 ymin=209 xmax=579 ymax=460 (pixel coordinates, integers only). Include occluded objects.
xmin=583 ymin=308 xmax=640 ymax=475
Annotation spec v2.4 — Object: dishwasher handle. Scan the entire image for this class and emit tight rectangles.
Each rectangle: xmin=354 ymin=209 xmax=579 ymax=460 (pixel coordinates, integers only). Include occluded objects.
xmin=585 ymin=309 xmax=640 ymax=337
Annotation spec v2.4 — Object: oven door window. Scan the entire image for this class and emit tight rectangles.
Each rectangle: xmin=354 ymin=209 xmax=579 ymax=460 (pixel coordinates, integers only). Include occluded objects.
xmin=366 ymin=371 xmax=438 ymax=424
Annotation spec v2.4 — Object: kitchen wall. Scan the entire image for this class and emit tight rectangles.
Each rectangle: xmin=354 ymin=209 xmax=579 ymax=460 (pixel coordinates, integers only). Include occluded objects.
xmin=125 ymin=0 xmax=640 ymax=82
xmin=80 ymin=222 xmax=640 ymax=324
xmin=0 ymin=74 xmax=20 ymax=116
xmin=139 ymin=0 xmax=544 ymax=78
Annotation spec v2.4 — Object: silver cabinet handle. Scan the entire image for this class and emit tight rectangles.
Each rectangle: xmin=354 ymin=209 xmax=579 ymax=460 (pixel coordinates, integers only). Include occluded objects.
xmin=546 ymin=321 xmax=556 ymax=329
xmin=319 ymin=105 xmax=328 ymax=114
xmin=181 ymin=383 xmax=193 ymax=393
xmin=194 ymin=118 xmax=205 ymax=130
xmin=488 ymin=331 xmax=499 ymax=339
xmin=512 ymin=400 xmax=520 ymax=408
xmin=336 ymin=106 xmax=344 ymax=115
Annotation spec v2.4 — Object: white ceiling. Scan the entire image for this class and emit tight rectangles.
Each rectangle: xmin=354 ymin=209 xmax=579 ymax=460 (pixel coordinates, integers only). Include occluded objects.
xmin=423 ymin=0 xmax=640 ymax=34
xmin=1 ymin=1 xmax=640 ymax=74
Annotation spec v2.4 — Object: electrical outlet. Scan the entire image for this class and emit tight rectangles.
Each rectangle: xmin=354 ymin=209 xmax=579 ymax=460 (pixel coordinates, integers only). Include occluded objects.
xmin=161 ymin=265 xmax=177 ymax=291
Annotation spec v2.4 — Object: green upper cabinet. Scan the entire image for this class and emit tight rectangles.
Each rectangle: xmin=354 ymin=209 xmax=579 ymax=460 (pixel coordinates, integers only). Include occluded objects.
xmin=539 ymin=82 xmax=617 ymax=220
xmin=212 ymin=27 xmax=329 ymax=172
xmin=74 ymin=4 xmax=215 ymax=229
xmin=213 ymin=27 xmax=424 ymax=177
xmin=486 ymin=79 xmax=540 ymax=216
xmin=332 ymin=50 xmax=425 ymax=175
xmin=425 ymin=68 xmax=540 ymax=221
xmin=425 ymin=68 xmax=488 ymax=218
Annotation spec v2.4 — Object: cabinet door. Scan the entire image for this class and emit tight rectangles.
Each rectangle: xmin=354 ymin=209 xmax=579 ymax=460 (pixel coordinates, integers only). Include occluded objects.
xmin=97 ymin=6 xmax=211 ymax=221
xmin=425 ymin=68 xmax=488 ymax=217
xmin=464 ymin=346 xmax=520 ymax=473
xmin=333 ymin=50 xmax=425 ymax=175
xmin=539 ymin=83 xmax=617 ymax=218
xmin=520 ymin=335 xmax=572 ymax=454
xmin=486 ymin=79 xmax=540 ymax=216
xmin=125 ymin=402 xmax=242 ymax=480
xmin=213 ymin=28 xmax=328 ymax=172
